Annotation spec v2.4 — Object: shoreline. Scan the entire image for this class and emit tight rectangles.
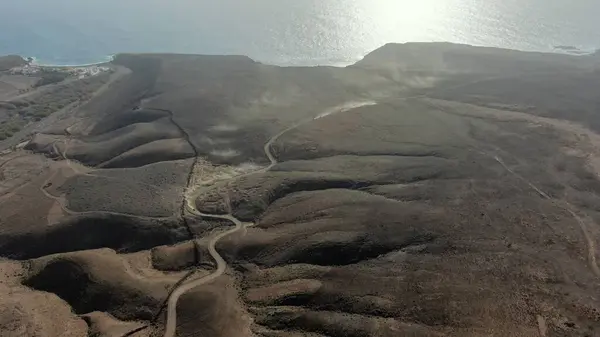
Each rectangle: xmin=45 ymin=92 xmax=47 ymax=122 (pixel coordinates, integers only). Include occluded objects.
xmin=28 ymin=54 xmax=116 ymax=68
xmin=9 ymin=43 xmax=600 ymax=70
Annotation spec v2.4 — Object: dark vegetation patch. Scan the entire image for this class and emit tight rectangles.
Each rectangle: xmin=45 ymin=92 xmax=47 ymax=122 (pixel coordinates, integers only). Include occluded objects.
xmin=135 ymin=53 xmax=347 ymax=165
xmin=16 ymin=75 xmax=109 ymax=118
xmin=432 ymin=71 xmax=600 ymax=132
xmin=56 ymin=173 xmax=180 ymax=216
xmin=272 ymin=155 xmax=458 ymax=183
xmin=34 ymin=69 xmax=69 ymax=87
xmin=248 ymin=229 xmax=436 ymax=268
xmin=231 ymin=177 xmax=371 ymax=221
xmin=151 ymin=241 xmax=198 ymax=271
xmin=88 ymin=108 xmax=170 ymax=136
xmin=171 ymin=278 xmax=249 ymax=337
xmin=268 ymin=99 xmax=473 ymax=163
xmin=255 ymin=308 xmax=439 ymax=337
xmin=0 ymin=55 xmax=26 ymax=71
xmin=274 ymin=231 xmax=435 ymax=267
xmin=34 ymin=56 xmax=194 ymax=168
xmin=354 ymin=42 xmax=590 ymax=76
xmin=214 ymin=189 xmax=443 ymax=268
xmin=198 ymin=152 xmax=486 ymax=222
xmin=196 ymin=173 xmax=377 ymax=221
xmin=362 ymin=179 xmax=475 ymax=203
xmin=0 ymin=214 xmax=186 ymax=259
xmin=98 ymin=138 xmax=195 ymax=168
xmin=92 ymin=158 xmax=191 ymax=189
xmin=206 ymin=123 xmax=271 ymax=165
xmin=0 ymin=119 xmax=25 ymax=140
xmin=240 ymin=172 xmax=597 ymax=334
xmin=24 ymin=251 xmax=168 ymax=321
xmin=66 ymin=118 xmax=183 ymax=166
xmin=75 ymin=55 xmax=162 ymax=134
xmin=0 ymin=74 xmax=110 ymax=140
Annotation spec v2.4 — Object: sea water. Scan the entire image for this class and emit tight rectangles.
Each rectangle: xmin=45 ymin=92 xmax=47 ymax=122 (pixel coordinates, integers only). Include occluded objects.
xmin=1 ymin=0 xmax=599 ymax=66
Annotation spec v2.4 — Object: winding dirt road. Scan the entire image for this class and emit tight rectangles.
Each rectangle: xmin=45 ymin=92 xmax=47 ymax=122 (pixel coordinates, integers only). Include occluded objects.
xmin=161 ymin=213 xmax=243 ymax=337
xmin=161 ymin=100 xmax=376 ymax=337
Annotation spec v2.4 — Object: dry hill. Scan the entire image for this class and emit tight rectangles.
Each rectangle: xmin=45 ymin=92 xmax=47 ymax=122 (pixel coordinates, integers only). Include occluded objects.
xmin=1 ymin=43 xmax=600 ymax=337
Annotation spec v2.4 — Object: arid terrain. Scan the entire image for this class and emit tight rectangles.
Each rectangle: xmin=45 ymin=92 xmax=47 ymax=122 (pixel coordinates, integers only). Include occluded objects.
xmin=2 ymin=43 xmax=600 ymax=337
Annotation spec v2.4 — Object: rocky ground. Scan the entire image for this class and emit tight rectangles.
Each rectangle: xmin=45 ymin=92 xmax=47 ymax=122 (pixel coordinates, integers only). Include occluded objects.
xmin=1 ymin=43 xmax=600 ymax=336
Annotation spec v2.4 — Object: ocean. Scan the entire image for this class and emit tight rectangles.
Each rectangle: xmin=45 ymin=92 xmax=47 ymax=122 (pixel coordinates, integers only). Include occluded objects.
xmin=1 ymin=0 xmax=599 ymax=66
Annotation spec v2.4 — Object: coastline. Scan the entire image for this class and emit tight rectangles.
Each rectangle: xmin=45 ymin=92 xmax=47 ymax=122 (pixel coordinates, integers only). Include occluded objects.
xmin=6 ymin=43 xmax=600 ymax=71
xmin=28 ymin=54 xmax=116 ymax=68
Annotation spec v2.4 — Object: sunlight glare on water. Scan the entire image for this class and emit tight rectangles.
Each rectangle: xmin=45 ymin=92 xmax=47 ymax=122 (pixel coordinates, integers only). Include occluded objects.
xmin=0 ymin=0 xmax=599 ymax=65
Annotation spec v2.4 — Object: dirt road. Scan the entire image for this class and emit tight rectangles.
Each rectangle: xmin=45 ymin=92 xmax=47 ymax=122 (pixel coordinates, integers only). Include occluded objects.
xmin=161 ymin=213 xmax=242 ymax=337
xmin=161 ymin=100 xmax=376 ymax=337
xmin=492 ymin=154 xmax=600 ymax=278
xmin=263 ymin=101 xmax=376 ymax=168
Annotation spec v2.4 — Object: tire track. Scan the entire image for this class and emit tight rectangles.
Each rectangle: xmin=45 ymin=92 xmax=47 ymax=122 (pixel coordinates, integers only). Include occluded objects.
xmin=53 ymin=133 xmax=170 ymax=192
xmin=38 ymin=126 xmax=180 ymax=220
xmin=491 ymin=153 xmax=600 ymax=278
xmin=418 ymin=96 xmax=600 ymax=279
xmin=40 ymin=144 xmax=173 ymax=221
xmin=0 ymin=154 xmax=37 ymax=202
